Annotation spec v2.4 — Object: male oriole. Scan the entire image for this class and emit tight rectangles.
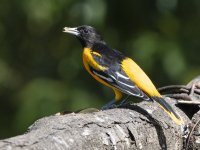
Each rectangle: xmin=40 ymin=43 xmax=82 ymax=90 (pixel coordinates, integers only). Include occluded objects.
xmin=63 ymin=25 xmax=183 ymax=125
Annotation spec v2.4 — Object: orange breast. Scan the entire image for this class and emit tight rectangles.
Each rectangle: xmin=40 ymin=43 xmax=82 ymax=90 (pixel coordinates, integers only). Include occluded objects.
xmin=82 ymin=48 xmax=122 ymax=100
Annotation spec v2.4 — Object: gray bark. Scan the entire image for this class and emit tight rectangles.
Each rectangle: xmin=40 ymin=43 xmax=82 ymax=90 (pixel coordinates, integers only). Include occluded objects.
xmin=0 ymin=77 xmax=200 ymax=150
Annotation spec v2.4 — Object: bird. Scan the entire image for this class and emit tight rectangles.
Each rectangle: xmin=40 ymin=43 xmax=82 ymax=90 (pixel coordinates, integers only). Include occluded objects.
xmin=63 ymin=25 xmax=183 ymax=125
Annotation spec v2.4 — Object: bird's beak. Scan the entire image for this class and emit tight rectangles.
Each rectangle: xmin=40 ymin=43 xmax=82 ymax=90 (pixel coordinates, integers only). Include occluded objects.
xmin=63 ymin=27 xmax=79 ymax=36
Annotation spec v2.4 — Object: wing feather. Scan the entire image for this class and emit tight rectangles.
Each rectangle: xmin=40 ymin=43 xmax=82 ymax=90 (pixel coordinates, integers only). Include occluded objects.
xmin=90 ymin=66 xmax=151 ymax=101
xmin=109 ymin=70 xmax=151 ymax=101
xmin=90 ymin=50 xmax=151 ymax=101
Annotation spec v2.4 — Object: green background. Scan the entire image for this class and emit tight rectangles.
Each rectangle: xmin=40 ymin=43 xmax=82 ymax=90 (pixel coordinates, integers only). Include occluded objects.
xmin=0 ymin=0 xmax=199 ymax=139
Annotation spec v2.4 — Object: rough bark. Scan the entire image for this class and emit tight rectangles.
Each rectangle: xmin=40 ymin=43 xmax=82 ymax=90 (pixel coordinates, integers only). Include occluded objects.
xmin=0 ymin=77 xmax=200 ymax=150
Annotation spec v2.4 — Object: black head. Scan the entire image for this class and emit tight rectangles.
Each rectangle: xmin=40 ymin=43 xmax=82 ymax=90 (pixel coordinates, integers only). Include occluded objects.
xmin=63 ymin=25 xmax=105 ymax=47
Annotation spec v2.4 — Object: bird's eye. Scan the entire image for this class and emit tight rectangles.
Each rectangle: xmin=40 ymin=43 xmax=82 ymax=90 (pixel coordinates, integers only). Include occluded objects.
xmin=83 ymin=29 xmax=88 ymax=34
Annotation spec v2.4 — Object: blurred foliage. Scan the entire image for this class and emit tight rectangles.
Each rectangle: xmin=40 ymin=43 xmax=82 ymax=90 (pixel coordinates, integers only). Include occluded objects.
xmin=0 ymin=0 xmax=200 ymax=139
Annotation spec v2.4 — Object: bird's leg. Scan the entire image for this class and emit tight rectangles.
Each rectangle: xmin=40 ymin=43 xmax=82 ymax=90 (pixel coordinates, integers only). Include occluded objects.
xmin=117 ymin=95 xmax=130 ymax=107
xmin=101 ymin=95 xmax=130 ymax=110
xmin=101 ymin=99 xmax=117 ymax=110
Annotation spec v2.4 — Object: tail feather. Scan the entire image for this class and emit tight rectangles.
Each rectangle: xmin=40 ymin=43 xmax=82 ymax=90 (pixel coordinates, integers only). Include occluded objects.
xmin=152 ymin=96 xmax=184 ymax=125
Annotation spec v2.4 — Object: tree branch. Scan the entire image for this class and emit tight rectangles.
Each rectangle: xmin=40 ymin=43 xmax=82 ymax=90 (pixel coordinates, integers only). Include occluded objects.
xmin=0 ymin=76 xmax=200 ymax=150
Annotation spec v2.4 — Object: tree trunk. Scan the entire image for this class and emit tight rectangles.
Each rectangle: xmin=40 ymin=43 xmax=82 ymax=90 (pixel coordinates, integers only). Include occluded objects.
xmin=0 ymin=77 xmax=200 ymax=150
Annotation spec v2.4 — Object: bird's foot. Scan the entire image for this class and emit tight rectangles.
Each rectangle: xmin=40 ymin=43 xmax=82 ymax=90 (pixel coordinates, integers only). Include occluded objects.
xmin=101 ymin=100 xmax=117 ymax=110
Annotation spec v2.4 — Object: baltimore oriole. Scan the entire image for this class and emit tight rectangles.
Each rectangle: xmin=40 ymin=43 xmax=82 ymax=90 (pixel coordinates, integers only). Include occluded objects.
xmin=63 ymin=25 xmax=183 ymax=125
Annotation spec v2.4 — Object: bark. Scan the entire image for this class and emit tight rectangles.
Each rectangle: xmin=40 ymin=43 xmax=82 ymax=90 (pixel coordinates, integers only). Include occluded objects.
xmin=0 ymin=77 xmax=200 ymax=150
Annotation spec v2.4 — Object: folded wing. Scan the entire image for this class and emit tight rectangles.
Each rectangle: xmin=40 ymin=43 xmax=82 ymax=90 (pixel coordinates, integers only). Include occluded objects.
xmin=89 ymin=66 xmax=151 ymax=101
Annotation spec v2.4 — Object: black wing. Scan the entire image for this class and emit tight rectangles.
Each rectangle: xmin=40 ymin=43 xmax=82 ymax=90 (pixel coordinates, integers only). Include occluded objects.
xmin=90 ymin=66 xmax=151 ymax=101
xmin=90 ymin=45 xmax=151 ymax=101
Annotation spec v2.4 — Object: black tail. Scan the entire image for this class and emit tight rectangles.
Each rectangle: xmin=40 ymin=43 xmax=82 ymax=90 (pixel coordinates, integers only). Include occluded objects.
xmin=152 ymin=96 xmax=183 ymax=125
